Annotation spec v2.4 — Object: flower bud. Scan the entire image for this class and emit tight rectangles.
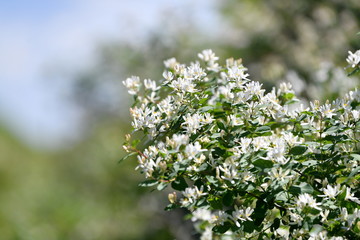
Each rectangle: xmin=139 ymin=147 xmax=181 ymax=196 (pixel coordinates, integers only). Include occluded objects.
xmin=168 ymin=192 xmax=177 ymax=203
xmin=159 ymin=161 xmax=167 ymax=171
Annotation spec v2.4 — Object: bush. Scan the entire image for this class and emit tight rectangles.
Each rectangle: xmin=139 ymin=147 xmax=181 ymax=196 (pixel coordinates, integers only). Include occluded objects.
xmin=122 ymin=49 xmax=360 ymax=239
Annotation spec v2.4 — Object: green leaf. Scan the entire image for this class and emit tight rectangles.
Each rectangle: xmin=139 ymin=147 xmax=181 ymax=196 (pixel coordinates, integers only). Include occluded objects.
xmin=324 ymin=125 xmax=340 ymax=135
xmin=222 ymin=191 xmax=234 ymax=207
xmin=213 ymin=110 xmax=226 ymax=119
xmin=351 ymin=154 xmax=360 ymax=161
xmin=297 ymin=114 xmax=307 ymax=122
xmin=253 ymin=159 xmax=274 ymax=169
xmin=199 ymin=98 xmax=209 ymax=105
xmin=289 ymin=182 xmax=314 ymax=194
xmin=347 ymin=66 xmax=360 ymax=76
xmin=173 ymin=161 xmax=188 ymax=173
xmin=347 ymin=166 xmax=360 ymax=179
xmin=164 ymin=203 xmax=177 ymax=211
xmin=157 ymin=182 xmax=168 ymax=191
xmin=253 ymin=199 xmax=268 ymax=226
xmin=271 ymin=218 xmax=281 ymax=231
xmin=208 ymin=197 xmax=223 ymax=210
xmin=213 ymin=147 xmax=226 ymax=158
xmin=206 ymin=176 xmax=219 ymax=186
xmin=289 ymin=145 xmax=308 ymax=155
xmin=118 ymin=152 xmax=136 ymax=163
xmin=243 ymin=221 xmax=256 ymax=233
xmin=171 ymin=176 xmax=188 ymax=191
xmin=212 ymin=222 xmax=231 ymax=234
xmin=310 ymin=224 xmax=323 ymax=236
xmin=255 ymin=126 xmax=271 ymax=133
xmin=217 ymin=121 xmax=227 ymax=131
xmin=199 ymin=106 xmax=213 ymax=112
xmin=138 ymin=179 xmax=158 ymax=187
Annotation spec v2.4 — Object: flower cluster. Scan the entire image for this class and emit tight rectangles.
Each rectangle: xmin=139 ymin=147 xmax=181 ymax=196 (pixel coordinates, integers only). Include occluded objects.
xmin=123 ymin=49 xmax=360 ymax=239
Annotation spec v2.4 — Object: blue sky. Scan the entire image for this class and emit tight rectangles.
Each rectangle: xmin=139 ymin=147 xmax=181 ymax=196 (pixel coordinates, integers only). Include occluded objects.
xmin=0 ymin=0 xmax=219 ymax=149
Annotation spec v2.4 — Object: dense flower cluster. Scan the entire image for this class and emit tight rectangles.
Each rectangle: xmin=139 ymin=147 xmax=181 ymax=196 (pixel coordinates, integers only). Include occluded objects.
xmin=123 ymin=50 xmax=360 ymax=239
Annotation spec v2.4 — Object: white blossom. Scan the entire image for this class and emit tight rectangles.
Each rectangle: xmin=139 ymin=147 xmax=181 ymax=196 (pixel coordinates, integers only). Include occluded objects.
xmin=164 ymin=57 xmax=178 ymax=69
xmin=123 ymin=76 xmax=141 ymax=95
xmin=296 ymin=193 xmax=322 ymax=210
xmin=318 ymin=184 xmax=341 ymax=199
xmin=345 ymin=187 xmax=360 ymax=204
xmin=227 ymin=65 xmax=249 ymax=82
xmin=346 ymin=50 xmax=360 ymax=68
xmin=144 ymin=79 xmax=160 ymax=91
xmin=198 ymin=49 xmax=219 ymax=62
xmin=192 ymin=208 xmax=213 ymax=222
xmin=230 ymin=206 xmax=254 ymax=227
xmin=184 ymin=142 xmax=206 ymax=160
xmin=182 ymin=113 xmax=202 ymax=134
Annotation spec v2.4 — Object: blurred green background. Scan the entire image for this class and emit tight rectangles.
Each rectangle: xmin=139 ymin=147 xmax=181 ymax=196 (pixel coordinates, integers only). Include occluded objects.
xmin=0 ymin=0 xmax=359 ymax=239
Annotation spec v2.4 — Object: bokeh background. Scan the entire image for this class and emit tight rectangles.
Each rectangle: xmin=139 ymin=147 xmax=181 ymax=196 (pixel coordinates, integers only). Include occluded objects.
xmin=0 ymin=0 xmax=359 ymax=239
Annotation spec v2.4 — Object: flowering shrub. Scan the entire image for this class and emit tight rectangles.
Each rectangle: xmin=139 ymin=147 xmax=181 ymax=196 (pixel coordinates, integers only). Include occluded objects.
xmin=122 ymin=49 xmax=360 ymax=239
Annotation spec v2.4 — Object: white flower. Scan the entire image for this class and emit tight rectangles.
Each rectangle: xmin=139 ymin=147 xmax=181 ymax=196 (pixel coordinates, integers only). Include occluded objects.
xmin=163 ymin=57 xmax=178 ymax=69
xmin=184 ymin=142 xmax=206 ymax=159
xmin=244 ymin=81 xmax=265 ymax=98
xmin=186 ymin=62 xmax=206 ymax=80
xmin=269 ymin=167 xmax=291 ymax=181
xmin=345 ymin=187 xmax=360 ymax=204
xmin=182 ymin=113 xmax=202 ymax=134
xmin=135 ymin=155 xmax=161 ymax=178
xmin=218 ymin=85 xmax=235 ymax=100
xmin=227 ymin=114 xmax=243 ymax=126
xmin=309 ymin=231 xmax=328 ymax=240
xmin=296 ymin=193 xmax=322 ymax=210
xmin=200 ymin=226 xmax=213 ymax=240
xmin=182 ymin=186 xmax=207 ymax=204
xmin=157 ymin=96 xmax=174 ymax=116
xmin=226 ymin=57 xmax=242 ymax=68
xmin=162 ymin=71 xmax=174 ymax=82
xmin=198 ymin=49 xmax=219 ymax=62
xmin=289 ymin=212 xmax=303 ymax=225
xmin=346 ymin=50 xmax=360 ymax=68
xmin=228 ymin=65 xmax=249 ymax=81
xmin=319 ymin=103 xmax=336 ymax=119
xmin=265 ymin=143 xmax=289 ymax=165
xmin=340 ymin=207 xmax=348 ymax=221
xmin=282 ymin=132 xmax=303 ymax=147
xmin=130 ymin=106 xmax=161 ymax=130
xmin=278 ymin=82 xmax=295 ymax=95
xmin=353 ymin=208 xmax=360 ymax=219
xmin=320 ymin=209 xmax=330 ymax=222
xmin=191 ymin=208 xmax=213 ymax=222
xmin=211 ymin=211 xmax=229 ymax=225
xmin=351 ymin=109 xmax=360 ymax=121
xmin=239 ymin=137 xmax=252 ymax=153
xmin=169 ymin=77 xmax=197 ymax=93
xmin=230 ymin=206 xmax=254 ymax=226
xmin=218 ymin=163 xmax=240 ymax=183
xmin=123 ymin=76 xmax=141 ymax=95
xmin=318 ymin=184 xmax=341 ymax=199
xmin=201 ymin=112 xmax=214 ymax=124
xmin=144 ymin=79 xmax=160 ymax=91
xmin=198 ymin=49 xmax=220 ymax=72
xmin=166 ymin=134 xmax=189 ymax=150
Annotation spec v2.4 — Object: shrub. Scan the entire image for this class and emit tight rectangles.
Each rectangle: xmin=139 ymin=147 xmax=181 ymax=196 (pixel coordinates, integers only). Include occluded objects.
xmin=122 ymin=49 xmax=360 ymax=239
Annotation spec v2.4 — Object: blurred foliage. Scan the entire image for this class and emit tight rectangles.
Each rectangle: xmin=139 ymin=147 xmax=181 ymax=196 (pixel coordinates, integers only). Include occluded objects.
xmin=0 ymin=123 xmax=186 ymax=239
xmin=219 ymin=0 xmax=360 ymax=100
